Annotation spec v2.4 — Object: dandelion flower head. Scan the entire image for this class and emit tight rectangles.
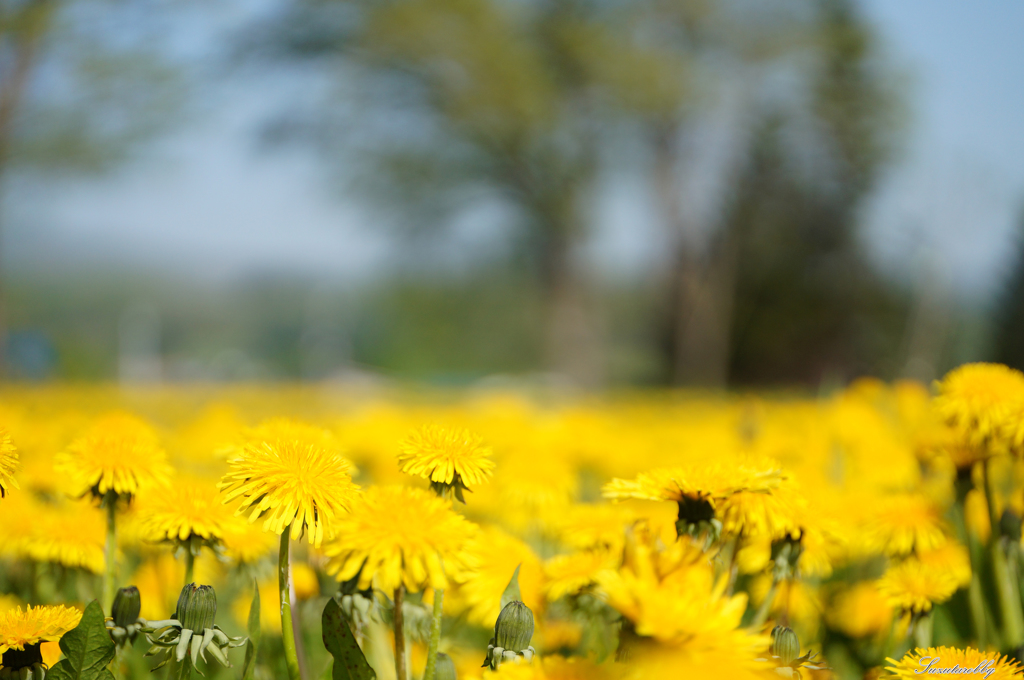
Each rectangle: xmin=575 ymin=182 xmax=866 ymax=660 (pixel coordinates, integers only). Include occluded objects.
xmin=0 ymin=605 xmax=82 ymax=655
xmin=0 ymin=428 xmax=18 ymax=499
xmin=934 ymin=363 xmax=1024 ymax=450
xmin=323 ymin=485 xmax=477 ymax=593
xmin=55 ymin=412 xmax=171 ymax=501
xmin=877 ymin=558 xmax=959 ymax=614
xmin=219 ymin=418 xmax=360 ymax=547
xmin=139 ymin=476 xmax=238 ymax=549
xmin=886 ymin=646 xmax=1023 ymax=679
xmin=398 ymin=424 xmax=494 ymax=501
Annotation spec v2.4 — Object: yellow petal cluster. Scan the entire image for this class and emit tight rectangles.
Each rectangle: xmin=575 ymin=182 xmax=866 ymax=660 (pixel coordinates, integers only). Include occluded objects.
xmin=323 ymin=485 xmax=477 ymax=593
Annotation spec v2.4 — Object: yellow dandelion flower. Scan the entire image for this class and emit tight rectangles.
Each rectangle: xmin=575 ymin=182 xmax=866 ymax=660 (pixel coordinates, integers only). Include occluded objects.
xmin=548 ymin=503 xmax=639 ymax=553
xmin=886 ymin=646 xmax=1023 ymax=679
xmin=917 ymin=541 xmax=972 ymax=588
xmin=449 ymin=526 xmax=545 ymax=626
xmin=544 ymin=549 xmax=618 ymax=602
xmin=219 ymin=420 xmax=359 ymax=547
xmin=877 ymin=559 xmax=959 ymax=614
xmin=862 ymin=495 xmax=948 ymax=557
xmin=0 ymin=605 xmax=82 ymax=655
xmin=603 ymin=461 xmax=785 ymax=506
xmin=55 ymin=412 xmax=171 ymax=501
xmin=26 ymin=500 xmax=107 ymax=573
xmin=934 ymin=363 xmax=1024 ymax=451
xmin=398 ymin=425 xmax=495 ymax=501
xmin=0 ymin=428 xmax=19 ymax=499
xmin=717 ymin=487 xmax=802 ymax=540
xmin=597 ymin=538 xmax=746 ymax=647
xmin=827 ymin=582 xmax=893 ymax=639
xmin=138 ymin=477 xmax=237 ymax=548
xmin=322 ymin=486 xmax=477 ymax=594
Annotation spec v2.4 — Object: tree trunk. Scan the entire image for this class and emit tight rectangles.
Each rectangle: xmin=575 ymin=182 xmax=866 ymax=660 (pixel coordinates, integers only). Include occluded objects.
xmin=537 ymin=190 xmax=604 ymax=389
xmin=652 ymin=122 xmax=736 ymax=388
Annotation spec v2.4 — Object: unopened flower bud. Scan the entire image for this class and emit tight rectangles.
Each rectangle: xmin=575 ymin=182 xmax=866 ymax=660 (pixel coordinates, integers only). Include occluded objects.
xmin=176 ymin=583 xmax=217 ymax=632
xmin=770 ymin=625 xmax=800 ymax=667
xmin=435 ymin=652 xmax=457 ymax=680
xmin=112 ymin=586 xmax=142 ymax=628
xmin=494 ymin=601 xmax=534 ymax=653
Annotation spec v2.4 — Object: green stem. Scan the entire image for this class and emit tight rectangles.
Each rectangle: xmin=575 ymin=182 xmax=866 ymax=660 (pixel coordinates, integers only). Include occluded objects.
xmin=749 ymin=577 xmax=779 ymax=629
xmin=279 ymin=531 xmax=302 ymax=680
xmin=102 ymin=492 xmax=118 ymax=613
xmin=183 ymin=550 xmax=195 ymax=586
xmin=913 ymin=614 xmax=932 ymax=650
xmin=394 ymin=585 xmax=407 ymax=680
xmin=423 ymin=588 xmax=444 ymax=680
xmin=951 ymin=490 xmax=988 ymax=647
xmin=985 ymin=459 xmax=1024 ymax=649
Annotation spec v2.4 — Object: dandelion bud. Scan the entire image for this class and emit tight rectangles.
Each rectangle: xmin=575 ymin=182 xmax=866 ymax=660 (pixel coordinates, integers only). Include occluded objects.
xmin=494 ymin=601 xmax=534 ymax=653
xmin=112 ymin=586 xmax=142 ymax=629
xmin=435 ymin=652 xmax=458 ymax=680
xmin=176 ymin=583 xmax=217 ymax=632
xmin=770 ymin=625 xmax=800 ymax=666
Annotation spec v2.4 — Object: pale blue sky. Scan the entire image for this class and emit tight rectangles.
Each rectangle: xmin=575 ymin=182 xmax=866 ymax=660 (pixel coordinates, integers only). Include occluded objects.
xmin=5 ymin=0 xmax=1024 ymax=303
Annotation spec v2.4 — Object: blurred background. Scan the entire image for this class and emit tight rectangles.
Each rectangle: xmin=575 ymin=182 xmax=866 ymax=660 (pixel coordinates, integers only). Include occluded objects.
xmin=0 ymin=0 xmax=1021 ymax=388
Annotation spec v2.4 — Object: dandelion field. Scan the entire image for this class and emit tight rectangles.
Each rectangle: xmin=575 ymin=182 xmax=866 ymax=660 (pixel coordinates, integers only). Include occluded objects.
xmin=3 ymin=364 xmax=1024 ymax=679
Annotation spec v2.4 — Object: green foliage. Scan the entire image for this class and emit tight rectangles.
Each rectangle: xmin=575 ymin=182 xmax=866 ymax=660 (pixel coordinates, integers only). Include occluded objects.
xmin=47 ymin=600 xmax=116 ymax=680
xmin=241 ymin=581 xmax=261 ymax=680
xmin=322 ymin=598 xmax=377 ymax=680
xmin=499 ymin=564 xmax=522 ymax=611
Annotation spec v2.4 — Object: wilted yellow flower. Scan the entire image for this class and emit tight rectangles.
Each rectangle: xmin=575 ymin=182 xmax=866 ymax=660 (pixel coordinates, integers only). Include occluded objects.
xmin=55 ymin=412 xmax=171 ymax=501
xmin=219 ymin=419 xmax=360 ymax=547
xmin=934 ymin=363 xmax=1024 ymax=451
xmin=323 ymin=485 xmax=477 ymax=594
xmin=886 ymin=646 xmax=1023 ymax=679
xmin=827 ymin=582 xmax=893 ymax=639
xmin=0 ymin=428 xmax=19 ymax=498
xmin=877 ymin=558 xmax=959 ymax=614
xmin=0 ymin=605 xmax=82 ymax=655
xmin=398 ymin=425 xmax=495 ymax=501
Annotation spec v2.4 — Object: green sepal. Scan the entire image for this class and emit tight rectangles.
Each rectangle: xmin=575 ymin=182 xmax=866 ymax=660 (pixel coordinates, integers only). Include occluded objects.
xmin=500 ymin=564 xmax=522 ymax=611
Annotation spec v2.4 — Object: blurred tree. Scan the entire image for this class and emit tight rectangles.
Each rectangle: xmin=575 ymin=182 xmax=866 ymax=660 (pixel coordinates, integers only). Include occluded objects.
xmin=721 ymin=0 xmax=906 ymax=385
xmin=993 ymin=207 xmax=1024 ymax=371
xmin=0 ymin=0 xmax=181 ymax=376
xmin=247 ymin=0 xmax=905 ymax=387
xmin=247 ymin=0 xmax=695 ymax=386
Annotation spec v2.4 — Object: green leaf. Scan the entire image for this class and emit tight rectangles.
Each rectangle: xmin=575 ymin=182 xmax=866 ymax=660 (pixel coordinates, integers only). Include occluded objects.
xmin=47 ymin=600 xmax=116 ymax=680
xmin=500 ymin=564 xmax=522 ymax=610
xmin=322 ymin=598 xmax=377 ymax=680
xmin=241 ymin=580 xmax=261 ymax=680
